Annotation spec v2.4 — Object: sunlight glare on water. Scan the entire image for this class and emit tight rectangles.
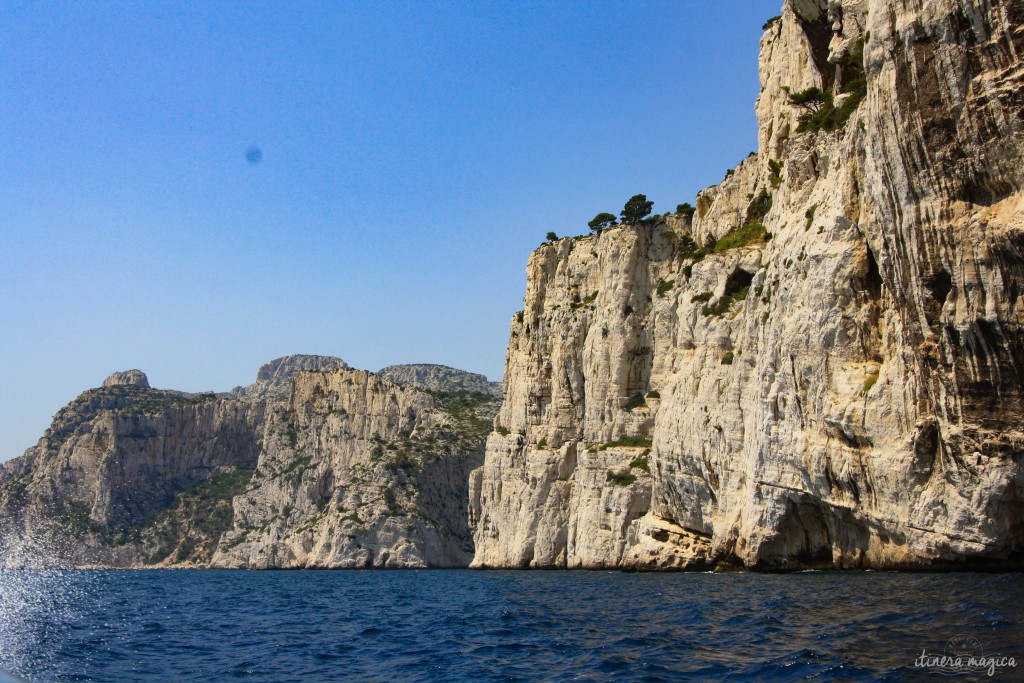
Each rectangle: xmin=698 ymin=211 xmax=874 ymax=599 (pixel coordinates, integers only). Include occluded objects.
xmin=0 ymin=529 xmax=96 ymax=680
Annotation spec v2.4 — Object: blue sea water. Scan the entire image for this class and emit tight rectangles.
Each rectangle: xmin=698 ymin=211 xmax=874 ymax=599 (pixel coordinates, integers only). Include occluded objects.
xmin=0 ymin=569 xmax=1021 ymax=682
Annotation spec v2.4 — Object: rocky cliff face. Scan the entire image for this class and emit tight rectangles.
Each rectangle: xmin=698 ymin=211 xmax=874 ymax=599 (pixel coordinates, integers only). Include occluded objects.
xmin=470 ymin=0 xmax=1024 ymax=570
xmin=0 ymin=357 xmax=496 ymax=568
xmin=211 ymin=368 xmax=496 ymax=568
xmin=0 ymin=371 xmax=266 ymax=567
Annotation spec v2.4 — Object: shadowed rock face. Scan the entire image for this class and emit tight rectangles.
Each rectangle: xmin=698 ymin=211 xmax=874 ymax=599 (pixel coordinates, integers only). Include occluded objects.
xmin=470 ymin=0 xmax=1024 ymax=571
xmin=0 ymin=380 xmax=265 ymax=567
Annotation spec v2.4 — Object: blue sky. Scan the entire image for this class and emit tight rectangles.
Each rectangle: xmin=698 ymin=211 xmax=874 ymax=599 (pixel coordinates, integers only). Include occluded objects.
xmin=0 ymin=0 xmax=781 ymax=460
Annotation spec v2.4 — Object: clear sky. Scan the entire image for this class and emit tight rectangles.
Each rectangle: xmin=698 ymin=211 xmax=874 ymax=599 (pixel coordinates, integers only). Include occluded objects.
xmin=1 ymin=0 xmax=782 ymax=461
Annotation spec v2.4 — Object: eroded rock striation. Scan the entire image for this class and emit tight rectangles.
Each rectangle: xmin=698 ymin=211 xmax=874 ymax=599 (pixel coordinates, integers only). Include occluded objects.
xmin=470 ymin=0 xmax=1024 ymax=570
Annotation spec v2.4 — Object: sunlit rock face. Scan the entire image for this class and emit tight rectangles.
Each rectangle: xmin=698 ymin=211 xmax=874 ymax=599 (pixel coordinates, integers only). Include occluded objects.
xmin=470 ymin=0 xmax=1024 ymax=570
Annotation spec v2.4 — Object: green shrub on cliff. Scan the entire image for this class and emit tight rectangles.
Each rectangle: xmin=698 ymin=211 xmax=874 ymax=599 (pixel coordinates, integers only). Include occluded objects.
xmin=768 ymin=159 xmax=783 ymax=188
xmin=623 ymin=393 xmax=647 ymax=411
xmin=701 ymin=287 xmax=749 ymax=317
xmin=713 ymin=221 xmax=770 ymax=253
xmin=789 ymin=75 xmax=867 ymax=133
xmin=570 ymin=291 xmax=598 ymax=310
xmin=675 ymin=202 xmax=696 ymax=218
xmin=606 ymin=470 xmax=637 ymax=486
xmin=596 ymin=436 xmax=652 ymax=450
xmin=588 ymin=213 xmax=617 ymax=232
xmin=621 ymin=194 xmax=653 ymax=224
xmin=713 ymin=189 xmax=772 ymax=253
xmin=747 ymin=188 xmax=772 ymax=223
xmin=788 ymin=86 xmax=829 ymax=111
xmin=677 ymin=235 xmax=705 ymax=261
xmin=805 ymin=203 xmax=818 ymax=231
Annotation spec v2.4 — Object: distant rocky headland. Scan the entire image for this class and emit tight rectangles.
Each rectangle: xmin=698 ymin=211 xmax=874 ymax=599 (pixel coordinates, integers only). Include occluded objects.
xmin=0 ymin=357 xmax=499 ymax=568
xmin=2 ymin=0 xmax=1022 ymax=570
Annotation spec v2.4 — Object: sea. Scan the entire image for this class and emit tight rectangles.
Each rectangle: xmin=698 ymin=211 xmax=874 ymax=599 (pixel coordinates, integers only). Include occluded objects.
xmin=0 ymin=569 xmax=1020 ymax=681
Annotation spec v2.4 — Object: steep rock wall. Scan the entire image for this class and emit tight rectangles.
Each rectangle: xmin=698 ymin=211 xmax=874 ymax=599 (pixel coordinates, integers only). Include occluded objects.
xmin=230 ymin=355 xmax=349 ymax=401
xmin=0 ymin=380 xmax=265 ymax=566
xmin=470 ymin=0 xmax=1024 ymax=570
xmin=212 ymin=368 xmax=491 ymax=568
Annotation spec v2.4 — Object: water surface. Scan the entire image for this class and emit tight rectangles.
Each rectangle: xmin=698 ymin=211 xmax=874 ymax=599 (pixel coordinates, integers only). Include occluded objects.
xmin=1 ymin=570 xmax=1020 ymax=681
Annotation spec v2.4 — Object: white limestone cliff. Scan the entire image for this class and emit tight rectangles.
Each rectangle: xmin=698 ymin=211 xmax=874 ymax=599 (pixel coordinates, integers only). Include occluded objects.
xmin=211 ymin=367 xmax=493 ymax=568
xmin=470 ymin=0 xmax=1024 ymax=570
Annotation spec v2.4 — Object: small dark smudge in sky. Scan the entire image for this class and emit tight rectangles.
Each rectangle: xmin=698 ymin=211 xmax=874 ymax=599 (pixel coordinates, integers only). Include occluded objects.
xmin=246 ymin=146 xmax=263 ymax=165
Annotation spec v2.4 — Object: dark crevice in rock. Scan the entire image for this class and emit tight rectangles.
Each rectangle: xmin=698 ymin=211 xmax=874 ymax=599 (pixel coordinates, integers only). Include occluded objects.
xmin=925 ymin=269 xmax=953 ymax=306
xmin=863 ymin=244 xmax=883 ymax=300
xmin=797 ymin=15 xmax=836 ymax=92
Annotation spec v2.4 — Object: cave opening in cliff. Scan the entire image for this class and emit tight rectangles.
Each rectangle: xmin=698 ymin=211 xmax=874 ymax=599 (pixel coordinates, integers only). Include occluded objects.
xmin=724 ymin=268 xmax=755 ymax=298
xmin=925 ymin=269 xmax=953 ymax=307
